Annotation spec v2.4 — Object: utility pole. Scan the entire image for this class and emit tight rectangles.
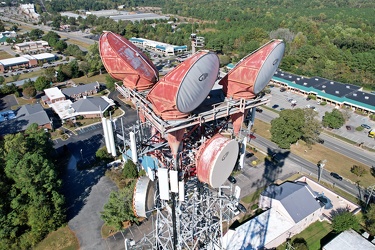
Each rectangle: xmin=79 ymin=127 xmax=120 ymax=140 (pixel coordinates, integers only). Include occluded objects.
xmin=318 ymin=159 xmax=327 ymax=183
xmin=366 ymin=185 xmax=375 ymax=209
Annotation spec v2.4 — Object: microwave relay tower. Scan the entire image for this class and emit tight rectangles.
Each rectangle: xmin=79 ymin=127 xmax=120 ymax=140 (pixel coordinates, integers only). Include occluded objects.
xmin=99 ymin=32 xmax=285 ymax=250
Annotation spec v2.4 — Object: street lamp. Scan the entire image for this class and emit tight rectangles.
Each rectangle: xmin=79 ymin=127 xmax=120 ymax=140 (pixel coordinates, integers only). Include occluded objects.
xmin=80 ymin=148 xmax=83 ymax=160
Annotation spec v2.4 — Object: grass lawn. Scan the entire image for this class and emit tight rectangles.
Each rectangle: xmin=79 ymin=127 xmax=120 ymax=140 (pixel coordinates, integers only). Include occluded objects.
xmin=71 ymin=73 xmax=108 ymax=84
xmin=252 ymin=119 xmax=375 ymax=188
xmin=64 ymin=37 xmax=92 ymax=50
xmin=277 ymin=221 xmax=332 ymax=250
xmin=4 ymin=69 xmax=45 ymax=83
xmin=34 ymin=225 xmax=79 ymax=250
xmin=0 ymin=49 xmax=13 ymax=60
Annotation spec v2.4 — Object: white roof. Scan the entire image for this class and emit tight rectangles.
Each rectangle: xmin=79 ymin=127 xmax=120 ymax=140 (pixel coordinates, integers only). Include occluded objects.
xmin=323 ymin=229 xmax=375 ymax=250
xmin=0 ymin=57 xmax=29 ymax=66
xmin=222 ymin=208 xmax=294 ymax=249
xmin=49 ymin=100 xmax=75 ymax=119
xmin=31 ymin=53 xmax=55 ymax=60
xmin=44 ymin=87 xmax=65 ymax=100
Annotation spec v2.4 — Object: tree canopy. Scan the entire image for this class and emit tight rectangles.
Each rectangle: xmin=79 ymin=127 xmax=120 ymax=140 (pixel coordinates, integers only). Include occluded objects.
xmin=332 ymin=210 xmax=360 ymax=233
xmin=0 ymin=124 xmax=65 ymax=249
xmin=100 ymin=182 xmax=139 ymax=230
xmin=270 ymin=108 xmax=322 ymax=149
xmin=322 ymin=109 xmax=345 ymax=129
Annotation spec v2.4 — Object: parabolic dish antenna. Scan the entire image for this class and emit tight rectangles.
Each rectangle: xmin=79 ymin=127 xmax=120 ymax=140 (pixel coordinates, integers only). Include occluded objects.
xmin=196 ymin=134 xmax=239 ymax=188
xmin=219 ymin=39 xmax=285 ymax=99
xmin=99 ymin=31 xmax=159 ymax=90
xmin=147 ymin=51 xmax=219 ymax=120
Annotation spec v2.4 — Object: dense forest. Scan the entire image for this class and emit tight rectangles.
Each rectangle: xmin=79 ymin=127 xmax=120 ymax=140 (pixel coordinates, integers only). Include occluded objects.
xmin=0 ymin=124 xmax=65 ymax=249
xmin=30 ymin=0 xmax=375 ymax=89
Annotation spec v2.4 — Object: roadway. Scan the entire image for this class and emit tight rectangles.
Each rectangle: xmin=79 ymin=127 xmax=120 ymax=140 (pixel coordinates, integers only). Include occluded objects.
xmin=0 ymin=14 xmax=95 ymax=51
xmin=256 ymin=108 xmax=375 ymax=167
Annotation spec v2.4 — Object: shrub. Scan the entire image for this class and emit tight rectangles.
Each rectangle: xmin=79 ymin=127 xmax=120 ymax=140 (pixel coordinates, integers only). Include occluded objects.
xmin=369 ymin=114 xmax=375 ymax=121
xmin=251 ymin=204 xmax=258 ymax=210
xmin=122 ymin=160 xmax=138 ymax=179
xmin=356 ymin=126 xmax=364 ymax=131
xmin=351 ymin=165 xmax=368 ymax=177
xmin=320 ymin=101 xmax=327 ymax=106
xmin=307 ymin=94 xmax=316 ymax=100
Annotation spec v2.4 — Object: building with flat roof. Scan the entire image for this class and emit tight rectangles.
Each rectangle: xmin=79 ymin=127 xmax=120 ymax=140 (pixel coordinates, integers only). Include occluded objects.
xmin=0 ymin=52 xmax=56 ymax=72
xmin=323 ymin=229 xmax=375 ymax=250
xmin=43 ymin=87 xmax=66 ymax=104
xmin=19 ymin=3 xmax=40 ymax=20
xmin=14 ymin=40 xmax=49 ymax=53
xmin=129 ymin=37 xmax=187 ymax=56
xmin=271 ymin=69 xmax=375 ymax=115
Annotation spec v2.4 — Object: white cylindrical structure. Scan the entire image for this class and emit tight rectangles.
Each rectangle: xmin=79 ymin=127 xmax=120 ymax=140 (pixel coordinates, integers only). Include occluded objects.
xmin=101 ymin=118 xmax=111 ymax=154
xmin=239 ymin=137 xmax=247 ymax=170
xmin=106 ymin=119 xmax=116 ymax=157
xmin=130 ymin=131 xmax=138 ymax=163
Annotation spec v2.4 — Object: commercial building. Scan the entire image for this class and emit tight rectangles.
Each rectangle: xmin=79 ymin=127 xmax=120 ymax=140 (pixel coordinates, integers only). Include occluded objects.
xmin=271 ymin=69 xmax=375 ymax=115
xmin=129 ymin=37 xmax=187 ymax=56
xmin=14 ymin=40 xmax=50 ymax=53
xmin=0 ymin=52 xmax=55 ymax=72
xmin=19 ymin=3 xmax=40 ymax=20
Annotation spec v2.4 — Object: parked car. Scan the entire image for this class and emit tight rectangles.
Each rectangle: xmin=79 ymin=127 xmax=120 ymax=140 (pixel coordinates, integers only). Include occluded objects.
xmin=361 ymin=124 xmax=371 ymax=129
xmin=272 ymin=104 xmax=279 ymax=109
xmin=280 ymin=87 xmax=287 ymax=92
xmin=330 ymin=172 xmax=343 ymax=181
xmin=346 ymin=125 xmax=352 ymax=130
xmin=227 ymin=176 xmax=237 ymax=184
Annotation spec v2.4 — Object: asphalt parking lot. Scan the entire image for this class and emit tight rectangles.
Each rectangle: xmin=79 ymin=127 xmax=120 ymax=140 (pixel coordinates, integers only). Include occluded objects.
xmin=267 ymin=85 xmax=375 ymax=149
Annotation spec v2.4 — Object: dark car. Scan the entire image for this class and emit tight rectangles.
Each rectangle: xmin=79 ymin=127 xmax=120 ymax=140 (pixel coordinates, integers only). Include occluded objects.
xmin=317 ymin=138 xmax=324 ymax=144
xmin=227 ymin=176 xmax=237 ymax=184
xmin=272 ymin=104 xmax=279 ymax=109
xmin=237 ymin=203 xmax=247 ymax=213
xmin=361 ymin=124 xmax=371 ymax=129
xmin=330 ymin=172 xmax=343 ymax=181
xmin=248 ymin=133 xmax=256 ymax=140
xmin=346 ymin=125 xmax=352 ymax=130
xmin=255 ymin=107 xmax=263 ymax=113
xmin=280 ymin=87 xmax=287 ymax=92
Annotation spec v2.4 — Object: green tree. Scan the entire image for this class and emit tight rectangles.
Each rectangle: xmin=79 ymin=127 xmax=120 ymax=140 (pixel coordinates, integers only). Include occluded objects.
xmin=301 ymin=108 xmax=322 ymax=146
xmin=351 ymin=165 xmax=368 ymax=177
xmin=0 ymin=76 xmax=5 ymax=85
xmin=43 ymin=67 xmax=56 ymax=82
xmin=85 ymin=43 xmax=104 ymax=74
xmin=322 ymin=109 xmax=345 ymax=129
xmin=271 ymin=109 xmax=303 ymax=149
xmin=34 ymin=76 xmax=49 ymax=91
xmin=22 ymin=86 xmax=36 ymax=98
xmin=96 ymin=146 xmax=112 ymax=161
xmin=122 ymin=160 xmax=138 ymax=179
xmin=79 ymin=61 xmax=90 ymax=77
xmin=105 ymin=75 xmax=116 ymax=91
xmin=54 ymin=40 xmax=67 ymax=53
xmin=332 ymin=210 xmax=360 ymax=233
xmin=100 ymin=184 xmax=139 ymax=230
xmin=365 ymin=204 xmax=375 ymax=235
xmin=29 ymin=29 xmax=44 ymax=40
xmin=0 ymin=124 xmax=65 ymax=249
